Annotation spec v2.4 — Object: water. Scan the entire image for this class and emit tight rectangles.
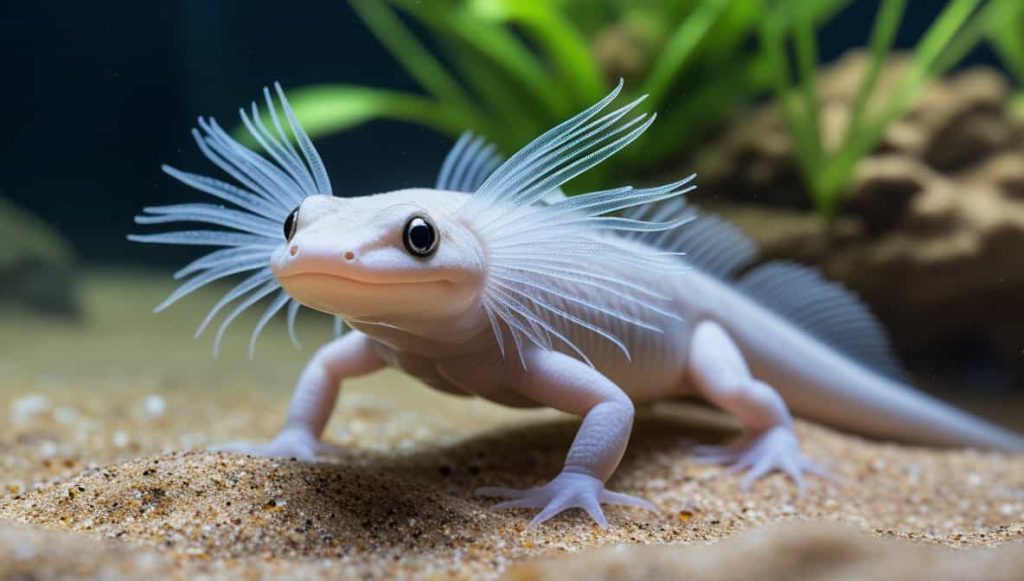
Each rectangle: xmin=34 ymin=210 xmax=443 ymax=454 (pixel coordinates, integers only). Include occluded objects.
xmin=0 ymin=3 xmax=1022 ymax=575
xmin=1 ymin=0 xmax=1021 ymax=414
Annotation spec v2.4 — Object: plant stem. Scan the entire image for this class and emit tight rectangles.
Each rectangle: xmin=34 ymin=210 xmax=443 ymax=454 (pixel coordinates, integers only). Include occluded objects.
xmin=347 ymin=0 xmax=476 ymax=115
xmin=793 ymin=2 xmax=823 ymax=165
xmin=844 ymin=0 xmax=906 ymax=149
xmin=391 ymin=0 xmax=569 ymax=116
xmin=987 ymin=0 xmax=1024 ymax=85
xmin=513 ymin=9 xmax=606 ymax=104
xmin=933 ymin=1 xmax=1000 ymax=75
xmin=759 ymin=2 xmax=821 ymax=210
xmin=820 ymin=0 xmax=984 ymax=211
xmin=642 ymin=0 xmax=731 ymax=110
xmin=870 ymin=0 xmax=982 ymax=141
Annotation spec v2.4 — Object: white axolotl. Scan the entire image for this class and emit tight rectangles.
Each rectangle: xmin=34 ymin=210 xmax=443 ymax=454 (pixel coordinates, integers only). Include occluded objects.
xmin=131 ymin=82 xmax=1024 ymax=528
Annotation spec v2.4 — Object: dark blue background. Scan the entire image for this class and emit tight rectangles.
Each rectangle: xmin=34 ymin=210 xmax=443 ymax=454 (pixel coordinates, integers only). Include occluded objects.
xmin=0 ymin=1 xmax=1001 ymax=262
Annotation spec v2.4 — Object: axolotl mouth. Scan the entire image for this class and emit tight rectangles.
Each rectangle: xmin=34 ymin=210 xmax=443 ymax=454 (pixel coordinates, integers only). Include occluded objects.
xmin=271 ymin=240 xmax=459 ymax=316
xmin=275 ymin=271 xmax=458 ymax=316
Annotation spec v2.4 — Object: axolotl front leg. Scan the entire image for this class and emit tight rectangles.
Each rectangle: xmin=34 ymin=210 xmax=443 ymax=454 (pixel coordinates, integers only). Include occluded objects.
xmin=222 ymin=331 xmax=384 ymax=459
xmin=232 ymin=334 xmax=653 ymax=526
xmin=474 ymin=348 xmax=656 ymax=527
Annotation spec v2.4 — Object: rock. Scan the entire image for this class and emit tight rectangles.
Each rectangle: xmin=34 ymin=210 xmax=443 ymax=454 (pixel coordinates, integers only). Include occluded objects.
xmin=694 ymin=54 xmax=1022 ymax=201
xmin=847 ymin=155 xmax=931 ymax=235
xmin=709 ymin=168 xmax=1024 ymax=375
xmin=686 ymin=52 xmax=1024 ymax=382
xmin=702 ymin=202 xmax=858 ymax=265
xmin=692 ymin=105 xmax=807 ymax=208
xmin=917 ymin=69 xmax=1017 ymax=170
xmin=976 ymin=152 xmax=1024 ymax=200
xmin=0 ymin=196 xmax=80 ymax=316
xmin=815 ymin=51 xmax=910 ymax=107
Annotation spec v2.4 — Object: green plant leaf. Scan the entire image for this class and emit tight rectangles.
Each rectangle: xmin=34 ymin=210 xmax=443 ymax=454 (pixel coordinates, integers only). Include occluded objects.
xmin=438 ymin=38 xmax=546 ymax=149
xmin=697 ymin=0 xmax=760 ymax=56
xmin=348 ymin=0 xmax=476 ymax=115
xmin=792 ymin=1 xmax=823 ymax=166
xmin=844 ymin=0 xmax=906 ymax=149
xmin=759 ymin=3 xmax=819 ymax=194
xmin=248 ymin=85 xmax=476 ymax=142
xmin=391 ymin=0 xmax=571 ymax=116
xmin=779 ymin=0 xmax=852 ymax=27
xmin=469 ymin=0 xmax=605 ymax=103
xmin=820 ymin=0 xmax=986 ymax=213
xmin=638 ymin=54 xmax=774 ymax=166
xmin=932 ymin=1 xmax=1000 ymax=75
xmin=761 ymin=0 xmax=988 ymax=218
xmin=642 ymin=0 xmax=731 ymax=109
xmin=986 ymin=0 xmax=1024 ymax=85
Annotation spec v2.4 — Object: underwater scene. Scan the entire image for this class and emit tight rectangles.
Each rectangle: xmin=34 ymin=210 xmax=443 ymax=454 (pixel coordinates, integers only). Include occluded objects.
xmin=2 ymin=0 xmax=1024 ymax=578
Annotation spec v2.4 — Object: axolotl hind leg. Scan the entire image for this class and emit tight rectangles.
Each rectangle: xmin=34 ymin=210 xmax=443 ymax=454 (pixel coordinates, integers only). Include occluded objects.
xmin=686 ymin=320 xmax=829 ymax=490
xmin=474 ymin=348 xmax=656 ymax=528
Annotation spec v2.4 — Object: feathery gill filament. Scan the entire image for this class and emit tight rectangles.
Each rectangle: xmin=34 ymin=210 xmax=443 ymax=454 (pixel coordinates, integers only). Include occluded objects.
xmin=134 ymin=80 xmax=697 ymax=365
xmin=131 ymin=83 xmax=329 ymax=356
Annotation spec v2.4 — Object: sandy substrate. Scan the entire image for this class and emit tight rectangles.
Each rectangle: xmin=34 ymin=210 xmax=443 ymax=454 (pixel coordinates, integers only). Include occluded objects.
xmin=1 ymin=271 xmax=1023 ymax=578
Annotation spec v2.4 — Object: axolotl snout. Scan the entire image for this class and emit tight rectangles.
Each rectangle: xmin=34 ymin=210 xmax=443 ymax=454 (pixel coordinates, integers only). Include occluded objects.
xmin=273 ymin=191 xmax=484 ymax=321
xmin=132 ymin=81 xmax=1024 ymax=528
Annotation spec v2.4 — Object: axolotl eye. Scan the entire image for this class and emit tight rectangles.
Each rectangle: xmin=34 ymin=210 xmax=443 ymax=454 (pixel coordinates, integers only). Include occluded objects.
xmin=403 ymin=215 xmax=439 ymax=257
xmin=283 ymin=206 xmax=299 ymax=242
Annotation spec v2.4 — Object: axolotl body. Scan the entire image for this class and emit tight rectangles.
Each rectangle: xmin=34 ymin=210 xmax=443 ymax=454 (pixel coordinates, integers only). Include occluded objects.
xmin=132 ymin=82 xmax=1024 ymax=527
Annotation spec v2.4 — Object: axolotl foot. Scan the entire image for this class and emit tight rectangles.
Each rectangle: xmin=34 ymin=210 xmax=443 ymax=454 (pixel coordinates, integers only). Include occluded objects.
xmin=691 ymin=425 xmax=831 ymax=491
xmin=213 ymin=428 xmax=331 ymax=461
xmin=476 ymin=471 xmax=656 ymax=528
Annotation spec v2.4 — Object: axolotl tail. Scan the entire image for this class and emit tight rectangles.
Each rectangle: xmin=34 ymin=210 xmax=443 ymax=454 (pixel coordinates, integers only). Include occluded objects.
xmin=717 ymin=278 xmax=1024 ymax=453
xmin=626 ymin=196 xmax=1024 ymax=452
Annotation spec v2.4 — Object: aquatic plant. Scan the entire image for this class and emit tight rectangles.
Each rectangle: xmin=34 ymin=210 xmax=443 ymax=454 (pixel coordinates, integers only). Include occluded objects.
xmin=987 ymin=0 xmax=1024 ymax=107
xmin=763 ymin=0 xmax=1006 ymax=218
xmin=278 ymin=0 xmax=847 ymax=189
xmin=275 ymin=0 xmax=1012 ymax=216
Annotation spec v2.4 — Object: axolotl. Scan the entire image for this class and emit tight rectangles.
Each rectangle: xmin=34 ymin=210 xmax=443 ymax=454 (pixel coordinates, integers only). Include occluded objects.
xmin=131 ymin=82 xmax=1024 ymax=527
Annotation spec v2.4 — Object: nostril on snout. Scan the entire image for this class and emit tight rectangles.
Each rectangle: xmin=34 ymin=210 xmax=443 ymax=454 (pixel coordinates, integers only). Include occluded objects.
xmin=343 ymin=251 xmax=356 ymax=261
xmin=289 ymin=245 xmax=299 ymax=257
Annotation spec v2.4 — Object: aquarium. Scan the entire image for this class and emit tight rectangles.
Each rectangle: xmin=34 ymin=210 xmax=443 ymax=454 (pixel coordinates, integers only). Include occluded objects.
xmin=1 ymin=1 xmax=1023 ymax=578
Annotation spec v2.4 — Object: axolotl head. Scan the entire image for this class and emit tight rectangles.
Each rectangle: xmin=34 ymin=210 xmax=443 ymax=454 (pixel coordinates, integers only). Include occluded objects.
xmin=134 ymin=81 xmax=686 ymax=358
xmin=271 ymin=190 xmax=486 ymax=323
